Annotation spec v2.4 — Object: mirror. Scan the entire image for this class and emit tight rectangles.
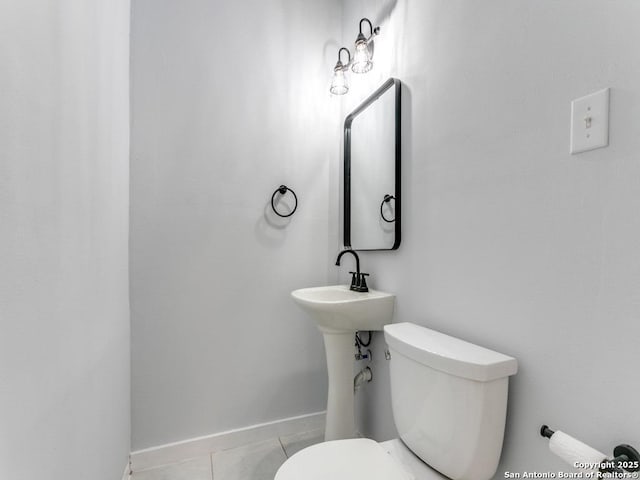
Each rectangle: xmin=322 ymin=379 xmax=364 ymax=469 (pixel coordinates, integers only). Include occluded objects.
xmin=344 ymin=78 xmax=401 ymax=250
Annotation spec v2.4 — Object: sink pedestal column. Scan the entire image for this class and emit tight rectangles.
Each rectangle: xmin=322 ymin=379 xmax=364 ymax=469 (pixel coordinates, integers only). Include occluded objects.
xmin=291 ymin=285 xmax=395 ymax=441
xmin=321 ymin=330 xmax=356 ymax=441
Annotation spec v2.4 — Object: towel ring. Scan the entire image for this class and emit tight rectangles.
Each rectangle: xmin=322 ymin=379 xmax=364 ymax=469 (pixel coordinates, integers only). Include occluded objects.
xmin=271 ymin=185 xmax=298 ymax=218
xmin=380 ymin=194 xmax=395 ymax=223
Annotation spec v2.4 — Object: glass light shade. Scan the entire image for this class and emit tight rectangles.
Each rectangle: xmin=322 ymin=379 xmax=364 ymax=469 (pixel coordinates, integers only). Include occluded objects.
xmin=351 ymin=41 xmax=372 ymax=74
xmin=330 ymin=68 xmax=348 ymax=95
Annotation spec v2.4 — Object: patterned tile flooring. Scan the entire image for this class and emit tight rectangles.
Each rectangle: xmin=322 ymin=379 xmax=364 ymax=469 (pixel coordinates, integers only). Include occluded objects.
xmin=131 ymin=429 xmax=324 ymax=480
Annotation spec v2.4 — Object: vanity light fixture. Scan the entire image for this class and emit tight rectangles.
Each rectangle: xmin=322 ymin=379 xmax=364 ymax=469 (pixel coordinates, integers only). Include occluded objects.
xmin=329 ymin=18 xmax=380 ymax=95
xmin=351 ymin=18 xmax=379 ymax=74
xmin=330 ymin=48 xmax=351 ymax=95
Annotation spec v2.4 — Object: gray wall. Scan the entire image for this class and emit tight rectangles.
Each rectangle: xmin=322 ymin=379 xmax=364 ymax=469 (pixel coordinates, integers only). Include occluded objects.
xmin=0 ymin=1 xmax=131 ymax=479
xmin=341 ymin=0 xmax=640 ymax=476
xmin=130 ymin=0 xmax=342 ymax=450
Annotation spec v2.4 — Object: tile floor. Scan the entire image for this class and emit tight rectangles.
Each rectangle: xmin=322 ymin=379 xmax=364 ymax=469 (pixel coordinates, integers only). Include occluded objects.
xmin=131 ymin=429 xmax=324 ymax=480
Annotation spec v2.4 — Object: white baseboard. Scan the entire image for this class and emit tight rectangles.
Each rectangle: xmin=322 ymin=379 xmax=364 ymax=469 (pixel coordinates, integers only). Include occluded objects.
xmin=121 ymin=460 xmax=131 ymax=480
xmin=130 ymin=411 xmax=326 ymax=472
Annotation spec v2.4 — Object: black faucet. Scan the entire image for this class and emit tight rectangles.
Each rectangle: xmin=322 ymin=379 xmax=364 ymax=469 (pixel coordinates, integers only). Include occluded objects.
xmin=335 ymin=249 xmax=369 ymax=292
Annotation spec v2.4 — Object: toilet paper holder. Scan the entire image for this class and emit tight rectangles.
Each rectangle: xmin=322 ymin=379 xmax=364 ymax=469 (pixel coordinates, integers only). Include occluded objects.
xmin=541 ymin=424 xmax=640 ymax=474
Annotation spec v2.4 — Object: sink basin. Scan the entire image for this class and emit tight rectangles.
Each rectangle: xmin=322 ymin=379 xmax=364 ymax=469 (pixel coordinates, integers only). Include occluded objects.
xmin=291 ymin=284 xmax=395 ymax=441
xmin=291 ymin=285 xmax=395 ymax=334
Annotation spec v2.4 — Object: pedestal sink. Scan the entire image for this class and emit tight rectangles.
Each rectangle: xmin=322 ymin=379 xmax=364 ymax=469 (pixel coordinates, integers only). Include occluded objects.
xmin=291 ymin=285 xmax=395 ymax=441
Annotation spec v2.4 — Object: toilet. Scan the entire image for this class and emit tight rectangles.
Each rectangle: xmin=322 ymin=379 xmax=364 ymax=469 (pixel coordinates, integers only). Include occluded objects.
xmin=275 ymin=322 xmax=518 ymax=480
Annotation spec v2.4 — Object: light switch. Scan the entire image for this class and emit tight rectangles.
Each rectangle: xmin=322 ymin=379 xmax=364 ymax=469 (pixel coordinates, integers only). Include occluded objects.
xmin=570 ymin=88 xmax=610 ymax=154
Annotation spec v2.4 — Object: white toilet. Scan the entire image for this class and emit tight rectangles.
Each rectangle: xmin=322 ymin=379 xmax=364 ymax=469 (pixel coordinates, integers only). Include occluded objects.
xmin=275 ymin=322 xmax=518 ymax=480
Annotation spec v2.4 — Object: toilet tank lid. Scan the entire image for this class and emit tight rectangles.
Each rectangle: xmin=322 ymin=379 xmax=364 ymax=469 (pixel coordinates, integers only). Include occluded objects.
xmin=384 ymin=323 xmax=518 ymax=382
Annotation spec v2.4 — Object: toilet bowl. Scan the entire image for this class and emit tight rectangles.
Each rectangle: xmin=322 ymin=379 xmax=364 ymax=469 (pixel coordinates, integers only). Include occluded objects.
xmin=274 ymin=322 xmax=518 ymax=480
xmin=275 ymin=437 xmax=447 ymax=480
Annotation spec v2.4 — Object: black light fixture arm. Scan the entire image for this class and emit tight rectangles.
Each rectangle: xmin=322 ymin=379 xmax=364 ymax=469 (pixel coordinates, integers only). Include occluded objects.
xmin=359 ymin=18 xmax=380 ymax=43
xmin=336 ymin=47 xmax=352 ymax=71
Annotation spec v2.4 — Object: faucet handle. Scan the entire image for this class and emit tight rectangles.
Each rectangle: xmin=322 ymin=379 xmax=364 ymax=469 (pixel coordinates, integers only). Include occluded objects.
xmin=348 ymin=271 xmax=358 ymax=289
xmin=358 ymin=273 xmax=370 ymax=292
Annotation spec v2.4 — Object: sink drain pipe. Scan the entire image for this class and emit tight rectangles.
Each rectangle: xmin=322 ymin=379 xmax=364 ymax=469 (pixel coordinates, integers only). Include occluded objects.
xmin=354 ymin=367 xmax=372 ymax=391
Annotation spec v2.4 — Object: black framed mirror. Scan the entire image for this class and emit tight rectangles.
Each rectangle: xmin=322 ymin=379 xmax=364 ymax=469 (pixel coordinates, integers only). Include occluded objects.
xmin=344 ymin=78 xmax=401 ymax=250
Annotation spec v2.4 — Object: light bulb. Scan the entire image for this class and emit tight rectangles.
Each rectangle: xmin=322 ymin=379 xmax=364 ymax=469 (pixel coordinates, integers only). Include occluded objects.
xmin=351 ymin=39 xmax=372 ymax=74
xmin=330 ymin=67 xmax=348 ymax=95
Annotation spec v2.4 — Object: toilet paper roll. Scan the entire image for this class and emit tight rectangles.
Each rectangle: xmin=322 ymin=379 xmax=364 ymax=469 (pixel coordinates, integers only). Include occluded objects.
xmin=549 ymin=431 xmax=607 ymax=473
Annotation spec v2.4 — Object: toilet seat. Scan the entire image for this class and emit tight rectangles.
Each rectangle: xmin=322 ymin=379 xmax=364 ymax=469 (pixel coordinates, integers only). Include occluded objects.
xmin=275 ymin=438 xmax=413 ymax=480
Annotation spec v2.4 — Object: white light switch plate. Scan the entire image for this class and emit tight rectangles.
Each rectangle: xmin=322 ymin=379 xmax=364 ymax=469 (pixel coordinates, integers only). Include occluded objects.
xmin=570 ymin=88 xmax=610 ymax=154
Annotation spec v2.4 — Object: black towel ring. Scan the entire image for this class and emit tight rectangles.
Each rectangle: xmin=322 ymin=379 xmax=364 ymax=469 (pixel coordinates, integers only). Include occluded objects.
xmin=271 ymin=185 xmax=298 ymax=218
xmin=380 ymin=194 xmax=395 ymax=223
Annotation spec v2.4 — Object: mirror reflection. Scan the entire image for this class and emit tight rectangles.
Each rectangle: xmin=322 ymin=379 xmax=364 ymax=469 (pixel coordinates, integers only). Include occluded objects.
xmin=344 ymin=78 xmax=401 ymax=251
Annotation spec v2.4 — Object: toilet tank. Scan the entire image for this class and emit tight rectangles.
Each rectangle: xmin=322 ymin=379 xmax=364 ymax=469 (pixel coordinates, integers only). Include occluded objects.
xmin=384 ymin=323 xmax=517 ymax=480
